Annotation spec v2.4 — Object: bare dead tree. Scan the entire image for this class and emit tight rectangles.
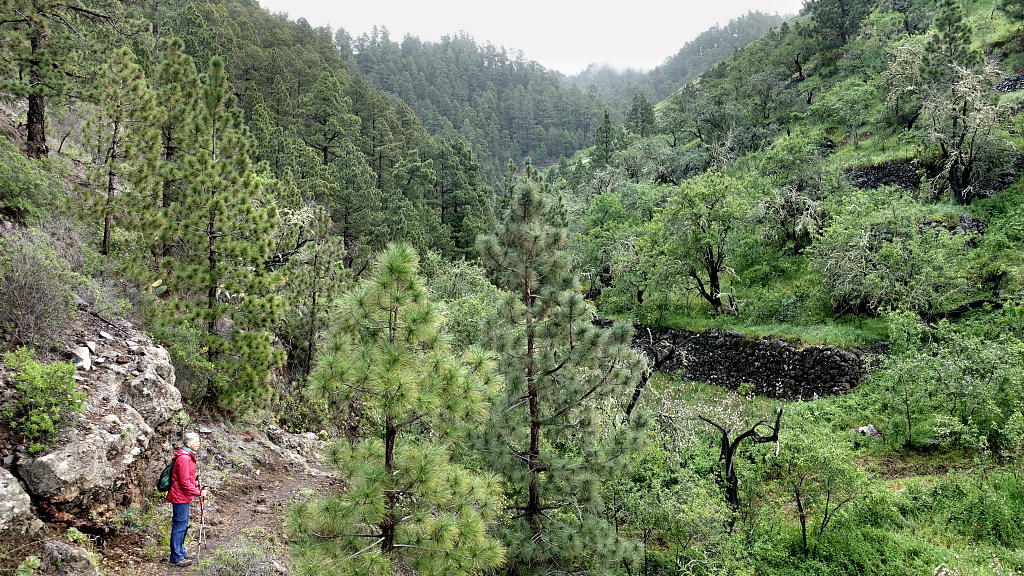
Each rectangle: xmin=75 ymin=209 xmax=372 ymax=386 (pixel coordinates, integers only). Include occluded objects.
xmin=699 ymin=406 xmax=783 ymax=510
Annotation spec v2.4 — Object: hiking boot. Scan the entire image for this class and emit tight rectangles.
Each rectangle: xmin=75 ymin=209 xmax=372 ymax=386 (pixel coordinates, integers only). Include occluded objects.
xmin=170 ymin=558 xmax=193 ymax=568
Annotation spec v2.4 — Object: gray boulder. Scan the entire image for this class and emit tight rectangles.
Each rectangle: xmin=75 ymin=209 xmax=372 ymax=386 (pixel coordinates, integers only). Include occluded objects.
xmin=19 ymin=405 xmax=152 ymax=502
xmin=0 ymin=466 xmax=37 ymax=531
xmin=126 ymin=345 xmax=181 ymax=429
xmin=858 ymin=424 xmax=880 ymax=437
xmin=43 ymin=540 xmax=101 ymax=576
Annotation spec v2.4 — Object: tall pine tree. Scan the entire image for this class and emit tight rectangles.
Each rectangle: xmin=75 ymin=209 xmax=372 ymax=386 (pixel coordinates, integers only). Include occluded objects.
xmin=290 ymin=243 xmax=506 ymax=576
xmin=476 ymin=177 xmax=647 ymax=575
xmin=83 ymin=47 xmax=162 ymax=257
xmin=624 ymin=93 xmax=655 ymax=138
xmin=154 ymin=37 xmax=200 ymax=216
xmin=299 ymin=71 xmax=359 ymax=165
xmin=0 ymin=0 xmax=132 ymax=157
xmin=592 ymin=110 xmax=615 ymax=168
xmin=925 ymin=0 xmax=981 ymax=83
xmin=159 ymin=56 xmax=284 ymax=409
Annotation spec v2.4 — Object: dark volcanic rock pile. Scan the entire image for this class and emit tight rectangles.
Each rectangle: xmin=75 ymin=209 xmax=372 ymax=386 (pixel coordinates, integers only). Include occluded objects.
xmin=996 ymin=72 xmax=1024 ymax=93
xmin=846 ymin=158 xmax=921 ymax=191
xmin=630 ymin=324 xmax=866 ymax=400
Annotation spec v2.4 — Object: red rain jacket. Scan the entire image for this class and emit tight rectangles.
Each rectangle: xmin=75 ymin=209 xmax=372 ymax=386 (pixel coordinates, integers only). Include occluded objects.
xmin=166 ymin=446 xmax=201 ymax=504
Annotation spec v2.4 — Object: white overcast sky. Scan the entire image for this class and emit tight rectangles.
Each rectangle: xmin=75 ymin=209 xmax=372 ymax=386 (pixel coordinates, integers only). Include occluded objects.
xmin=255 ymin=0 xmax=808 ymax=75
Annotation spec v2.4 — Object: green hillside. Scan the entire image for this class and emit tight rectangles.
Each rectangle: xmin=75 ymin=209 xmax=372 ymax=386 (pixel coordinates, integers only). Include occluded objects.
xmin=344 ymin=30 xmax=607 ymax=184
xmin=543 ymin=0 xmax=1024 ymax=571
xmin=570 ymin=11 xmax=786 ymax=114
xmin=346 ymin=16 xmax=775 ymax=185
xmin=0 ymin=0 xmax=1023 ymax=575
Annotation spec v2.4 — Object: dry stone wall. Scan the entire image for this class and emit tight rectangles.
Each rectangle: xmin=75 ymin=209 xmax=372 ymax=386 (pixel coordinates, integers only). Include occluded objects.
xmin=630 ymin=324 xmax=866 ymax=399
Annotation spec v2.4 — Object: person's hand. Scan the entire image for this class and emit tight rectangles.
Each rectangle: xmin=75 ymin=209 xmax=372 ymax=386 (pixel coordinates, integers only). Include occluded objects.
xmin=201 ymin=487 xmax=210 ymax=497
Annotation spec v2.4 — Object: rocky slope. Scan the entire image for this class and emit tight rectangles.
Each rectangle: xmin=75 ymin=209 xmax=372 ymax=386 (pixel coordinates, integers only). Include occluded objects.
xmin=0 ymin=302 xmax=333 ymax=574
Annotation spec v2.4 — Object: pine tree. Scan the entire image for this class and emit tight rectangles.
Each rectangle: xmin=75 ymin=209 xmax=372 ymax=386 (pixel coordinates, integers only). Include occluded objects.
xmin=152 ymin=37 xmax=200 ymax=263
xmin=593 ymin=110 xmax=615 ymax=167
xmin=299 ymin=72 xmax=359 ymax=165
xmin=624 ymin=93 xmax=655 ymax=138
xmin=160 ymin=56 xmax=284 ymax=409
xmin=290 ymin=243 xmax=506 ymax=576
xmin=805 ymin=0 xmax=872 ymax=49
xmin=476 ymin=178 xmax=647 ymax=574
xmin=83 ymin=47 xmax=162 ymax=257
xmin=0 ymin=0 xmax=132 ymax=157
xmin=925 ymin=0 xmax=980 ymax=84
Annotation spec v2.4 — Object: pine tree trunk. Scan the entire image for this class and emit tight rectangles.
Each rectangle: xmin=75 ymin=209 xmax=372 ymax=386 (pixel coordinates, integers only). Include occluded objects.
xmin=27 ymin=33 xmax=49 ymax=158
xmin=207 ymin=207 xmax=217 ymax=345
xmin=381 ymin=421 xmax=397 ymax=553
xmin=304 ymin=245 xmax=319 ymax=378
xmin=206 ymin=128 xmax=219 ymax=379
xmin=102 ymin=119 xmax=122 ymax=256
xmin=152 ymin=0 xmax=160 ymax=45
xmin=525 ymin=278 xmax=543 ymax=540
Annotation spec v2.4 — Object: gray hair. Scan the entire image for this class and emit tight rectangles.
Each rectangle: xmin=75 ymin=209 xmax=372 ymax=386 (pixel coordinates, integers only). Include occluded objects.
xmin=184 ymin=432 xmax=200 ymax=445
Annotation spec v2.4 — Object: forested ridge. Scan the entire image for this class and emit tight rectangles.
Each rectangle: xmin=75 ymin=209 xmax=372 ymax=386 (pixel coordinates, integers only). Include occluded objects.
xmin=346 ymin=12 xmax=782 ymax=184
xmin=570 ymin=11 xmax=786 ymax=116
xmin=342 ymin=29 xmax=606 ymax=184
xmin=1 ymin=0 xmax=1024 ymax=575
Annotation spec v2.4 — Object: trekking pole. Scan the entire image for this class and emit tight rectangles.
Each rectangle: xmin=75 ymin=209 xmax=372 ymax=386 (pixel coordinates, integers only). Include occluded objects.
xmin=197 ymin=492 xmax=206 ymax=561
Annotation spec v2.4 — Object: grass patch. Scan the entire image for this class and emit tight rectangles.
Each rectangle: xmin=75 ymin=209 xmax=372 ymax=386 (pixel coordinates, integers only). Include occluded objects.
xmin=630 ymin=307 xmax=889 ymax=348
xmin=828 ymin=129 xmax=919 ymax=169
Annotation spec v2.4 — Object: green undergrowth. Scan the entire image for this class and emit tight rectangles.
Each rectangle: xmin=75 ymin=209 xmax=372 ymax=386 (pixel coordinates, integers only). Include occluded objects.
xmin=623 ymin=308 xmax=889 ymax=348
xmin=649 ymin=370 xmax=1024 ymax=576
xmin=827 ymin=130 xmax=921 ymax=169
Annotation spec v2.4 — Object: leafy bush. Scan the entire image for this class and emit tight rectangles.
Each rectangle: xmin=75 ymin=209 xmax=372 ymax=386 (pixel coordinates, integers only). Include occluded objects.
xmin=808 ymin=78 xmax=879 ymax=146
xmin=14 ymin=556 xmax=41 ymax=576
xmin=275 ymin=380 xmax=329 ymax=435
xmin=1 ymin=347 xmax=83 ymax=454
xmin=0 ymin=137 xmax=59 ymax=222
xmin=427 ymin=259 xmax=502 ymax=352
xmin=872 ymin=314 xmax=1024 ymax=452
xmin=809 ymin=186 xmax=976 ymax=316
xmin=0 ymin=229 xmax=79 ymax=347
xmin=905 ymin=471 xmax=1024 ymax=547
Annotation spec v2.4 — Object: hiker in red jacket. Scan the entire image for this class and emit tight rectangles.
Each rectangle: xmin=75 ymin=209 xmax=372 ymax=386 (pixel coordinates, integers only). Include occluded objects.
xmin=167 ymin=432 xmax=209 ymax=567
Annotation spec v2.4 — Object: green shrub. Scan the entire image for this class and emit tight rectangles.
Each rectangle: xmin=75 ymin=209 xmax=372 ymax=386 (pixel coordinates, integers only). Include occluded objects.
xmin=1 ymin=347 xmax=83 ymax=454
xmin=275 ymin=380 xmax=329 ymax=435
xmin=0 ymin=229 xmax=79 ymax=346
xmin=0 ymin=137 xmax=59 ymax=222
xmin=14 ymin=556 xmax=41 ymax=576
xmin=809 ymin=186 xmax=978 ymax=316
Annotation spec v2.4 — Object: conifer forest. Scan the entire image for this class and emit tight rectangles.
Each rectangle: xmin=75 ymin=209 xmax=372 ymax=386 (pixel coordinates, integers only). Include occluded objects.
xmin=1 ymin=0 xmax=1024 ymax=575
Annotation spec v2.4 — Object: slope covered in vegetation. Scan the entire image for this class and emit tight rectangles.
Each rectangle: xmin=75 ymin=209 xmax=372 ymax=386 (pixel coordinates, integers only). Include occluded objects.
xmin=1 ymin=0 xmax=1023 ymax=575
xmin=345 ymin=13 xmax=779 ymax=184
xmin=541 ymin=0 xmax=1024 ymax=572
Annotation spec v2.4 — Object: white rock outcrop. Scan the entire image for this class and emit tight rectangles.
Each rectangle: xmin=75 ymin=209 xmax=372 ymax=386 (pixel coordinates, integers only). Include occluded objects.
xmin=13 ymin=324 xmax=181 ymax=513
xmin=18 ymin=405 xmax=152 ymax=502
xmin=0 ymin=466 xmax=37 ymax=531
xmin=126 ymin=345 xmax=181 ymax=429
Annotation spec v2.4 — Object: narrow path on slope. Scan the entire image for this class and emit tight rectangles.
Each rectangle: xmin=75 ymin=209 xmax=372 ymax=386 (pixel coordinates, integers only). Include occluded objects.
xmin=103 ymin=431 xmax=337 ymax=576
